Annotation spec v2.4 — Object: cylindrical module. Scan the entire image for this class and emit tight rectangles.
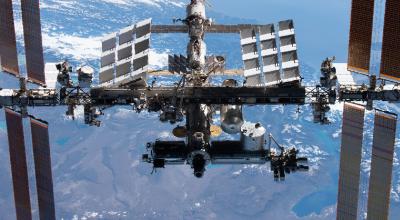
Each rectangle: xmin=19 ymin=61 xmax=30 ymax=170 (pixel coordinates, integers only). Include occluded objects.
xmin=186 ymin=0 xmax=206 ymax=19
xmin=220 ymin=79 xmax=243 ymax=134
xmin=187 ymin=39 xmax=206 ymax=69
xmin=240 ymin=122 xmax=266 ymax=151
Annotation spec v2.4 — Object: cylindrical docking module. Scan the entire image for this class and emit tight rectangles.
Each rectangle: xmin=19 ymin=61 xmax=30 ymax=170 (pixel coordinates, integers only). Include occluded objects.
xmin=240 ymin=122 xmax=266 ymax=151
xmin=220 ymin=79 xmax=243 ymax=134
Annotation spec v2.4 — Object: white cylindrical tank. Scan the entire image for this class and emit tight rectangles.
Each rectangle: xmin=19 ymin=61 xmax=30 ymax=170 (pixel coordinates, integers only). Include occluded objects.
xmin=240 ymin=122 xmax=266 ymax=151
xmin=221 ymin=105 xmax=243 ymax=134
xmin=187 ymin=0 xmax=206 ymax=19
xmin=220 ymin=79 xmax=243 ymax=134
xmin=188 ymin=39 xmax=206 ymax=68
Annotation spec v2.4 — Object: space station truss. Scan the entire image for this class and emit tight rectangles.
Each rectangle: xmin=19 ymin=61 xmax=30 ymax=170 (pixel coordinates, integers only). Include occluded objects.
xmin=366 ymin=111 xmax=397 ymax=220
xmin=336 ymin=103 xmax=365 ymax=220
xmin=379 ymin=0 xmax=400 ymax=81
xmin=99 ymin=19 xmax=152 ymax=87
xmin=239 ymin=20 xmax=301 ymax=87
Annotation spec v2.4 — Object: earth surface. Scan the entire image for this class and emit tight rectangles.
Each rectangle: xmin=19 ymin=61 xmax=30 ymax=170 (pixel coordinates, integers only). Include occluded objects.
xmin=1 ymin=0 xmax=400 ymax=219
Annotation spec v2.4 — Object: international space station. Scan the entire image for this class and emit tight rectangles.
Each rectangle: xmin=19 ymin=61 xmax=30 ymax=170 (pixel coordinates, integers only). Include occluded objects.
xmin=0 ymin=0 xmax=399 ymax=219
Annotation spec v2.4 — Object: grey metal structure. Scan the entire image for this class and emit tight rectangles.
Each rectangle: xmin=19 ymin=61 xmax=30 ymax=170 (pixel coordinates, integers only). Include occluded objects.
xmin=1 ymin=0 xmax=400 ymax=218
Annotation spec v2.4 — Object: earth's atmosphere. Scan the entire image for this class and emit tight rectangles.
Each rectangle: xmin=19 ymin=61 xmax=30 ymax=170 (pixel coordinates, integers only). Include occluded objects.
xmin=1 ymin=0 xmax=400 ymax=219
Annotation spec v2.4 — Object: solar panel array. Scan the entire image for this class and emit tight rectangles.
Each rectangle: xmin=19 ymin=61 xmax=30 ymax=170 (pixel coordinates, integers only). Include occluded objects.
xmin=366 ymin=111 xmax=397 ymax=220
xmin=5 ymin=109 xmax=32 ymax=220
xmin=4 ymin=108 xmax=56 ymax=219
xmin=240 ymin=20 xmax=301 ymax=87
xmin=30 ymin=119 xmax=56 ymax=220
xmin=99 ymin=19 xmax=151 ymax=86
xmin=279 ymin=20 xmax=301 ymax=83
xmin=0 ymin=0 xmax=47 ymax=85
xmin=21 ymin=0 xmax=46 ymax=85
xmin=0 ymin=0 xmax=20 ymax=76
xmin=336 ymin=103 xmax=397 ymax=220
xmin=379 ymin=0 xmax=400 ymax=81
xmin=347 ymin=0 xmax=400 ymax=82
xmin=336 ymin=103 xmax=365 ymax=220
xmin=168 ymin=54 xmax=188 ymax=74
xmin=347 ymin=0 xmax=375 ymax=75
xmin=240 ymin=28 xmax=261 ymax=85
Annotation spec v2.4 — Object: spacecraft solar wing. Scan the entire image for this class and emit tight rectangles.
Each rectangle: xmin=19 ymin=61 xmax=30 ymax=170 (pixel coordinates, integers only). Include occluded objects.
xmin=180 ymin=54 xmax=187 ymax=74
xmin=4 ymin=108 xmax=32 ymax=220
xmin=133 ymin=55 xmax=149 ymax=72
xmin=102 ymin=32 xmax=117 ymax=52
xmin=336 ymin=103 xmax=365 ymax=220
xmin=347 ymin=0 xmax=375 ymax=75
xmin=99 ymin=65 xmax=114 ymax=84
xmin=116 ymin=59 xmax=132 ymax=78
xmin=240 ymin=28 xmax=261 ymax=86
xmin=259 ymin=24 xmax=280 ymax=86
xmin=21 ymin=0 xmax=46 ymax=85
xmin=30 ymin=118 xmax=56 ymax=220
xmin=379 ymin=0 xmax=400 ymax=82
xmin=136 ymin=18 xmax=152 ymax=40
xmin=278 ymin=20 xmax=301 ymax=84
xmin=119 ymin=25 xmax=135 ymax=45
xmin=0 ymin=0 xmax=19 ymax=76
xmin=174 ymin=54 xmax=181 ymax=74
xmin=117 ymin=42 xmax=133 ymax=61
xmin=101 ymin=50 xmax=116 ymax=68
xmin=366 ymin=111 xmax=397 ymax=220
xmin=135 ymin=39 xmax=150 ymax=55
xmin=168 ymin=55 xmax=176 ymax=73
xmin=131 ymin=19 xmax=151 ymax=80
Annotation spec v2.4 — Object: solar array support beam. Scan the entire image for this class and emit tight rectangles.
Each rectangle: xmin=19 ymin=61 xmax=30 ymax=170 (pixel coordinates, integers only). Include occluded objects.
xmin=21 ymin=0 xmax=46 ymax=85
xmin=366 ymin=111 xmax=397 ymax=220
xmin=0 ymin=0 xmax=20 ymax=76
xmin=336 ymin=103 xmax=365 ymax=220
xmin=347 ymin=0 xmax=375 ymax=75
xmin=5 ymin=108 xmax=32 ymax=220
xmin=151 ymin=24 xmax=277 ymax=34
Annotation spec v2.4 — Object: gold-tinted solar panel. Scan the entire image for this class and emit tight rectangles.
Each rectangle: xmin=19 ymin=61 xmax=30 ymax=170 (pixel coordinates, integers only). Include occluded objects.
xmin=30 ymin=118 xmax=56 ymax=220
xmin=347 ymin=0 xmax=375 ymax=75
xmin=21 ymin=0 xmax=46 ymax=85
xmin=336 ymin=103 xmax=365 ymax=220
xmin=0 ymin=0 xmax=19 ymax=76
xmin=366 ymin=111 xmax=397 ymax=220
xmin=380 ymin=0 xmax=400 ymax=81
xmin=5 ymin=108 xmax=32 ymax=220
